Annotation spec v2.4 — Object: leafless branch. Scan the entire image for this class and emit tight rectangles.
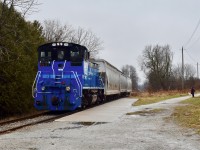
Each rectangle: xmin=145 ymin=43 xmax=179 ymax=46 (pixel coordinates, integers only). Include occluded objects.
xmin=42 ymin=20 xmax=103 ymax=58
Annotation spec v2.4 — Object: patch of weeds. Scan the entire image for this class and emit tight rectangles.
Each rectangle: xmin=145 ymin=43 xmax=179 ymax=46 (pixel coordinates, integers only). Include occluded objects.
xmin=126 ymin=108 xmax=165 ymax=116
xmin=52 ymin=122 xmax=107 ymax=132
xmin=52 ymin=126 xmax=83 ymax=132
xmin=78 ymin=122 xmax=96 ymax=126
xmin=73 ymin=122 xmax=107 ymax=126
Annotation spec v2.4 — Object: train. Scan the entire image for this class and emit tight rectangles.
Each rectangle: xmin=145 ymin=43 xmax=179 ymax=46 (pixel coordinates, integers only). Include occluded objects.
xmin=32 ymin=42 xmax=132 ymax=111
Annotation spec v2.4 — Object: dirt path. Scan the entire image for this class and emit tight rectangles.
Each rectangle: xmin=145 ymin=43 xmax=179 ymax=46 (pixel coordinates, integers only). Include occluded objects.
xmin=0 ymin=96 xmax=200 ymax=150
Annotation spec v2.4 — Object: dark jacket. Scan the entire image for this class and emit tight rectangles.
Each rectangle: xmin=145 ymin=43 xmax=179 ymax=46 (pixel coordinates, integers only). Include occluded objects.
xmin=191 ymin=88 xmax=195 ymax=94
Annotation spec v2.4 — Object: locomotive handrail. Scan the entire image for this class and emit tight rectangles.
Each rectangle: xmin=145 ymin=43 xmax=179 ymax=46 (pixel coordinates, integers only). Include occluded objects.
xmin=75 ymin=72 xmax=82 ymax=97
xmin=71 ymin=71 xmax=82 ymax=97
xmin=51 ymin=60 xmax=55 ymax=78
xmin=62 ymin=60 xmax=67 ymax=78
xmin=32 ymin=71 xmax=41 ymax=98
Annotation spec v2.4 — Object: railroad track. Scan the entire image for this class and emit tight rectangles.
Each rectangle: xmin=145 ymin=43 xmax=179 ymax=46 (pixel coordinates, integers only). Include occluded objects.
xmin=0 ymin=111 xmax=49 ymax=126
xmin=0 ymin=110 xmax=80 ymax=135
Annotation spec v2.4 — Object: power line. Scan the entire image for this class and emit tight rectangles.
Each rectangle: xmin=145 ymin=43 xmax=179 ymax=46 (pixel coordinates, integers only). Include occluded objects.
xmin=182 ymin=49 xmax=199 ymax=79
xmin=184 ymin=49 xmax=198 ymax=64
xmin=184 ymin=18 xmax=200 ymax=48
xmin=187 ymin=34 xmax=200 ymax=49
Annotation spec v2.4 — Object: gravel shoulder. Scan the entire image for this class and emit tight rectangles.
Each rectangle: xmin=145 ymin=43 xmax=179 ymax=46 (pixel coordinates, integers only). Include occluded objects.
xmin=0 ymin=96 xmax=200 ymax=150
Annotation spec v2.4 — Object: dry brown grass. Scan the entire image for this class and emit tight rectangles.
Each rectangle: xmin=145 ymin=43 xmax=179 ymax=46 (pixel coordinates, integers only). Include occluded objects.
xmin=126 ymin=108 xmax=165 ymax=116
xmin=171 ymin=96 xmax=200 ymax=134
xmin=132 ymin=90 xmax=187 ymax=106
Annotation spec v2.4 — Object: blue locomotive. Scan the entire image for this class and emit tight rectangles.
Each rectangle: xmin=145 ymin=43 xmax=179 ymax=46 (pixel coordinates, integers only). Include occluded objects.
xmin=32 ymin=42 xmax=132 ymax=111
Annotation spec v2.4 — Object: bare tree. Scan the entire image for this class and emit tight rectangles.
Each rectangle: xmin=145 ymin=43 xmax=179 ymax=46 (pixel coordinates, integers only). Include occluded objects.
xmin=139 ymin=44 xmax=173 ymax=91
xmin=42 ymin=20 xmax=74 ymax=42
xmin=121 ymin=65 xmax=130 ymax=76
xmin=184 ymin=64 xmax=196 ymax=80
xmin=0 ymin=0 xmax=39 ymax=32
xmin=172 ymin=63 xmax=196 ymax=81
xmin=171 ymin=63 xmax=196 ymax=89
xmin=172 ymin=64 xmax=182 ymax=80
xmin=42 ymin=20 xmax=103 ymax=58
xmin=70 ymin=27 xmax=103 ymax=57
xmin=121 ymin=65 xmax=138 ymax=90
xmin=0 ymin=0 xmax=39 ymax=64
xmin=170 ymin=64 xmax=182 ymax=89
xmin=0 ymin=0 xmax=39 ymax=17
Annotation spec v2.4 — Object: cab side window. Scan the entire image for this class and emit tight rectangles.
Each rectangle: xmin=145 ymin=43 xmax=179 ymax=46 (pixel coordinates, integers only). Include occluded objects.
xmin=41 ymin=51 xmax=45 ymax=58
xmin=58 ymin=51 xmax=64 ymax=60
xmin=48 ymin=52 xmax=51 ymax=57
xmin=70 ymin=51 xmax=79 ymax=57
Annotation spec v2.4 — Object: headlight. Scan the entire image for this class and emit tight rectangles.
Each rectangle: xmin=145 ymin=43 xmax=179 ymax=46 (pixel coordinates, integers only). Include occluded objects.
xmin=41 ymin=86 xmax=45 ymax=91
xmin=66 ymin=86 xmax=70 ymax=92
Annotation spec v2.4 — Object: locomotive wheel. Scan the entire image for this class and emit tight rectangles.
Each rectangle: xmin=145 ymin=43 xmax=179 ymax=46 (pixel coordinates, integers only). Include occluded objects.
xmin=96 ymin=95 xmax=102 ymax=104
xmin=81 ymin=104 xmax=86 ymax=109
xmin=87 ymin=94 xmax=92 ymax=106
xmin=103 ymin=95 xmax=107 ymax=102
xmin=81 ymin=96 xmax=88 ymax=108
xmin=99 ymin=95 xmax=105 ymax=103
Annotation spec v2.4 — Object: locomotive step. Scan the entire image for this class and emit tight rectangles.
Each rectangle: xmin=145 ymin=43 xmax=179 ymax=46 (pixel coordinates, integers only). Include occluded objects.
xmin=55 ymin=82 xmax=62 ymax=84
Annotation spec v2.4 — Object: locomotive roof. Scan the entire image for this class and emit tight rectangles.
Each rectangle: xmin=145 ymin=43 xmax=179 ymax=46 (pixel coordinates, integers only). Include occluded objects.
xmin=38 ymin=42 xmax=88 ymax=51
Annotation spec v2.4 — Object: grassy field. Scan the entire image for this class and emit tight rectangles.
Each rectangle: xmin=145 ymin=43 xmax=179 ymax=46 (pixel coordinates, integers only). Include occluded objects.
xmin=132 ymin=91 xmax=187 ymax=106
xmin=172 ymin=96 xmax=200 ymax=134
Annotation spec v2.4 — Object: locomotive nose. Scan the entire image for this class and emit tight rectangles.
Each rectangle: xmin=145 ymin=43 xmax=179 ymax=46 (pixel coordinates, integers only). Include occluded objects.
xmin=51 ymin=96 xmax=59 ymax=106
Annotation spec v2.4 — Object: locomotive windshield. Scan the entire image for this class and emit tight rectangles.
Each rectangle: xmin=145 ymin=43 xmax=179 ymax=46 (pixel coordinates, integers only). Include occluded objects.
xmin=39 ymin=49 xmax=67 ymax=61
xmin=38 ymin=43 xmax=88 ymax=66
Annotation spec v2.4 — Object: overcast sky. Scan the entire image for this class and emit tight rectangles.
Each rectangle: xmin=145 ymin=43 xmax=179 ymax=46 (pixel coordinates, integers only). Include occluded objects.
xmin=27 ymin=0 xmax=200 ymax=83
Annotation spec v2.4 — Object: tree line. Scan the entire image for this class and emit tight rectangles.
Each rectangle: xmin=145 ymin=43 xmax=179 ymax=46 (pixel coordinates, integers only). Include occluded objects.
xmin=138 ymin=44 xmax=199 ymax=92
xmin=121 ymin=44 xmax=199 ymax=92
xmin=0 ymin=0 xmax=44 ymax=117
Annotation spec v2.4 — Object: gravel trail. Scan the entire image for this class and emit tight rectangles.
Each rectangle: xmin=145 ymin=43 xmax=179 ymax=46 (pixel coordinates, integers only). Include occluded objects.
xmin=0 ymin=95 xmax=200 ymax=150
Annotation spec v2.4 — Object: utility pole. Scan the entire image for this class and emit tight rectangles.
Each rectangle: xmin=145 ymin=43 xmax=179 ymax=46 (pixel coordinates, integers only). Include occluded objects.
xmin=182 ymin=47 xmax=184 ymax=90
xmin=197 ymin=62 xmax=199 ymax=79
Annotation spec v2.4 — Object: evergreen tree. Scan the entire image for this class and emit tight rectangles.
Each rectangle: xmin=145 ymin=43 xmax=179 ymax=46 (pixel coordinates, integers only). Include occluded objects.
xmin=0 ymin=2 xmax=45 ymax=117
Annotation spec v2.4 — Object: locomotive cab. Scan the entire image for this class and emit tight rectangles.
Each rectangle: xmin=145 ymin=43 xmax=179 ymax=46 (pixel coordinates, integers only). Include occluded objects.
xmin=38 ymin=43 xmax=89 ymax=66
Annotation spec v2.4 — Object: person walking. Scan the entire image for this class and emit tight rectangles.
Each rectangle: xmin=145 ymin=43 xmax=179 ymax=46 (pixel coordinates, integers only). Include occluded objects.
xmin=191 ymin=87 xmax=195 ymax=97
